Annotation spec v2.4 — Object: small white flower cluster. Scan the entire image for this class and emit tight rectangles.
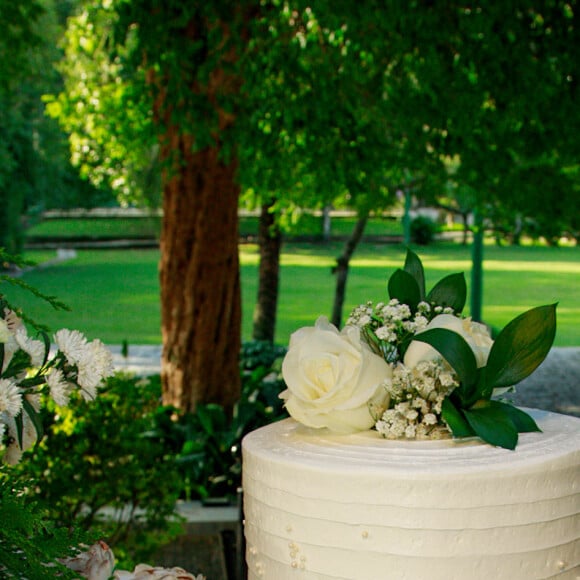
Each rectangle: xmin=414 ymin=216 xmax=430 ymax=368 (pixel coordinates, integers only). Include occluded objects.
xmin=375 ymin=360 xmax=458 ymax=440
xmin=347 ymin=299 xmax=448 ymax=362
xmin=0 ymin=309 xmax=114 ymax=464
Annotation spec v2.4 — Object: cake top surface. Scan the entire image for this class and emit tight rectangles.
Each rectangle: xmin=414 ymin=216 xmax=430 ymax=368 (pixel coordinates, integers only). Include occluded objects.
xmin=243 ymin=408 xmax=580 ymax=477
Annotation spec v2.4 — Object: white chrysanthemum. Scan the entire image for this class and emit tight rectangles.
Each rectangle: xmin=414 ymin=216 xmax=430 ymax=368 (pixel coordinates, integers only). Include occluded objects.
xmin=0 ymin=319 xmax=11 ymax=343
xmin=73 ymin=339 xmax=113 ymax=400
xmin=0 ymin=379 xmax=22 ymax=417
xmin=54 ymin=329 xmax=88 ymax=365
xmin=46 ymin=369 xmax=72 ymax=407
xmin=15 ymin=328 xmax=46 ymax=368
xmin=88 ymin=339 xmax=114 ymax=378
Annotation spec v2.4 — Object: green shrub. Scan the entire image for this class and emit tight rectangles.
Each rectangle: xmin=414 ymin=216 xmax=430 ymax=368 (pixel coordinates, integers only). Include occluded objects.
xmin=176 ymin=341 xmax=288 ymax=502
xmin=10 ymin=341 xmax=288 ymax=567
xmin=11 ymin=373 xmax=184 ymax=568
xmin=410 ymin=215 xmax=437 ymax=245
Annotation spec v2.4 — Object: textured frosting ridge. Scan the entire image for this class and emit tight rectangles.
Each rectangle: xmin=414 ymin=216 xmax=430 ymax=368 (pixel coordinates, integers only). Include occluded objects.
xmin=242 ymin=409 xmax=580 ymax=579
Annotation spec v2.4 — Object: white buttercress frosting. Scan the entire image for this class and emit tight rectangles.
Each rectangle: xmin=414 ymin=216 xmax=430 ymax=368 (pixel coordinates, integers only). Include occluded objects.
xmin=242 ymin=409 xmax=580 ymax=580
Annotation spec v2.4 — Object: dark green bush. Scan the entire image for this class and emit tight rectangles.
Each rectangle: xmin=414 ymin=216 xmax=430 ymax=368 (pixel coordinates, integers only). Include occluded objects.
xmin=176 ymin=341 xmax=288 ymax=502
xmin=10 ymin=341 xmax=288 ymax=567
xmin=11 ymin=373 xmax=184 ymax=568
xmin=410 ymin=215 xmax=437 ymax=245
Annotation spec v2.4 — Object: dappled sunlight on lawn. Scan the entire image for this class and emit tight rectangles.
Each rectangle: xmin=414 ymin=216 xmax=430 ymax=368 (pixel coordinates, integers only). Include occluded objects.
xmin=483 ymin=260 xmax=580 ymax=274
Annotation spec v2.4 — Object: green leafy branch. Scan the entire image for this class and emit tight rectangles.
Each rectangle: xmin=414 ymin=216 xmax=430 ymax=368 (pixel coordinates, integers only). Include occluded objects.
xmin=384 ymin=248 xmax=557 ymax=449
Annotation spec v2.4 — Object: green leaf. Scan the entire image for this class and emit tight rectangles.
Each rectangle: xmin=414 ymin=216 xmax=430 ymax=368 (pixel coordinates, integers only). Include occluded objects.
xmin=463 ymin=401 xmax=519 ymax=449
xmin=197 ymin=404 xmax=227 ymax=436
xmin=441 ymin=397 xmax=475 ymax=438
xmin=500 ymin=403 xmax=542 ymax=433
xmin=414 ymin=327 xmax=478 ymax=388
xmin=426 ymin=273 xmax=467 ymax=313
xmin=485 ymin=304 xmax=557 ymax=390
xmin=388 ymin=269 xmax=421 ymax=312
xmin=22 ymin=398 xmax=45 ymax=447
xmin=403 ymin=248 xmax=425 ymax=300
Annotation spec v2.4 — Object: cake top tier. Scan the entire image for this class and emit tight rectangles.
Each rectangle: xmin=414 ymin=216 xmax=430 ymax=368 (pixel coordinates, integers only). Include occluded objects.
xmin=243 ymin=409 xmax=580 ymax=477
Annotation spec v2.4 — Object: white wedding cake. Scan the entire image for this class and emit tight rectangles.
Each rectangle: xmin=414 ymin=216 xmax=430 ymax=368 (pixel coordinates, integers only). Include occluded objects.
xmin=242 ymin=409 xmax=580 ymax=579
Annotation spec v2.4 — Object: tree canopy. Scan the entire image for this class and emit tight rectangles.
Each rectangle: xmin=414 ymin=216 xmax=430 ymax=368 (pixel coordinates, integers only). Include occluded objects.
xmin=40 ymin=0 xmax=580 ymax=411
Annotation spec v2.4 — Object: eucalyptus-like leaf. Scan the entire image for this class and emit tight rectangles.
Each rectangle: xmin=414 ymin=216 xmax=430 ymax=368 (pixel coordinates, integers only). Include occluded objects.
xmin=39 ymin=330 xmax=51 ymax=368
xmin=426 ymin=273 xmax=467 ymax=313
xmin=485 ymin=304 xmax=557 ymax=390
xmin=388 ymin=269 xmax=421 ymax=312
xmin=403 ymin=248 xmax=426 ymax=300
xmin=414 ymin=328 xmax=478 ymax=388
xmin=464 ymin=401 xmax=519 ymax=450
xmin=22 ymin=398 xmax=45 ymax=448
xmin=441 ymin=398 xmax=475 ymax=438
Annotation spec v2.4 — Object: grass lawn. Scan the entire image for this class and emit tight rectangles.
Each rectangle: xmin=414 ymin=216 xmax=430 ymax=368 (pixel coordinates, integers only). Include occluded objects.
xmin=2 ymin=241 xmax=578 ymax=347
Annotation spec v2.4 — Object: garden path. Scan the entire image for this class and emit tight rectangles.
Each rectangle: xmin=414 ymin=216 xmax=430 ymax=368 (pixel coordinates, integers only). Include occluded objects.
xmin=110 ymin=344 xmax=580 ymax=418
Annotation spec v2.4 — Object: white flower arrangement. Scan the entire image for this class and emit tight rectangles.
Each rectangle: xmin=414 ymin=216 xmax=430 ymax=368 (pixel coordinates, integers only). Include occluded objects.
xmin=0 ymin=306 xmax=114 ymax=464
xmin=281 ymin=249 xmax=557 ymax=450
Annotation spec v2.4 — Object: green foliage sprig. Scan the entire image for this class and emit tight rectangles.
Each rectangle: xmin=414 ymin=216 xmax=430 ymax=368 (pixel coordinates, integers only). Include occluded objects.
xmin=387 ymin=249 xmax=556 ymax=449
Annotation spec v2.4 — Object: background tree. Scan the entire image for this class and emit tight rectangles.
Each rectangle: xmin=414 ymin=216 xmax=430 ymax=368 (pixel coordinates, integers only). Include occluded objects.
xmin=0 ymin=0 xmax=109 ymax=254
xmin=49 ymin=0 xmax=579 ymax=412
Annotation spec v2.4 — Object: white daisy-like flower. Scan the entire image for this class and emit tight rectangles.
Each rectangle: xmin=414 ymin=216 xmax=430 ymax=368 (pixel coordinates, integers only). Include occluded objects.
xmin=75 ymin=339 xmax=114 ymax=399
xmin=15 ymin=328 xmax=46 ymax=368
xmin=87 ymin=339 xmax=114 ymax=378
xmin=54 ymin=329 xmax=88 ymax=365
xmin=46 ymin=368 xmax=72 ymax=407
xmin=0 ymin=378 xmax=22 ymax=417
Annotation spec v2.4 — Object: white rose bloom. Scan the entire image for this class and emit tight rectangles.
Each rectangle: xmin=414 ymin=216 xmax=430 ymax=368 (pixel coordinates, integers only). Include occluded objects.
xmin=281 ymin=316 xmax=391 ymax=433
xmin=404 ymin=313 xmax=493 ymax=370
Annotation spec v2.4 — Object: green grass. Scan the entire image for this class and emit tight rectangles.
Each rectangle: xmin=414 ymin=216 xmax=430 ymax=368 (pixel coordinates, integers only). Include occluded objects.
xmin=26 ymin=217 xmax=162 ymax=239
xmin=3 ymin=242 xmax=578 ymax=347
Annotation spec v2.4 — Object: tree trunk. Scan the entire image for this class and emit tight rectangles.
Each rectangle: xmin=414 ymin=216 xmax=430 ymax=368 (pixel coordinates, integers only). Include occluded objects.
xmin=252 ymin=199 xmax=282 ymax=343
xmin=331 ymin=211 xmax=369 ymax=328
xmin=159 ymin=133 xmax=241 ymax=415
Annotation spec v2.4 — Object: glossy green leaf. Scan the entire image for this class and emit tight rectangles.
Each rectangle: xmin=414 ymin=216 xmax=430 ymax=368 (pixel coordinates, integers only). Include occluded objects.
xmin=426 ymin=273 xmax=467 ymax=313
xmin=441 ymin=397 xmax=475 ymax=438
xmin=464 ymin=401 xmax=519 ymax=450
xmin=500 ymin=403 xmax=542 ymax=433
xmin=414 ymin=327 xmax=478 ymax=388
xmin=403 ymin=248 xmax=426 ymax=300
xmin=388 ymin=269 xmax=421 ymax=312
xmin=485 ymin=304 xmax=557 ymax=390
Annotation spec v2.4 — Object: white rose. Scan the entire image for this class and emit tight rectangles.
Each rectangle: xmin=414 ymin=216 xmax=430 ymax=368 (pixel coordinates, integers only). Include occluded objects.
xmin=281 ymin=316 xmax=391 ymax=433
xmin=404 ymin=313 xmax=493 ymax=369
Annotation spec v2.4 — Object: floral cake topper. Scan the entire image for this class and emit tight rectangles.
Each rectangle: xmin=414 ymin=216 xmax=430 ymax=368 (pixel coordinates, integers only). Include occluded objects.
xmin=281 ymin=249 xmax=557 ymax=450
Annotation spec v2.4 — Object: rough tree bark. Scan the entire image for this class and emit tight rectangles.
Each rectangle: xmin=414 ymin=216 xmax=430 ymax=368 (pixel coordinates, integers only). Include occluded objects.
xmin=252 ymin=198 xmax=282 ymax=343
xmin=331 ymin=210 xmax=369 ymax=328
xmin=159 ymin=135 xmax=241 ymax=414
xmin=153 ymin=17 xmax=243 ymax=415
